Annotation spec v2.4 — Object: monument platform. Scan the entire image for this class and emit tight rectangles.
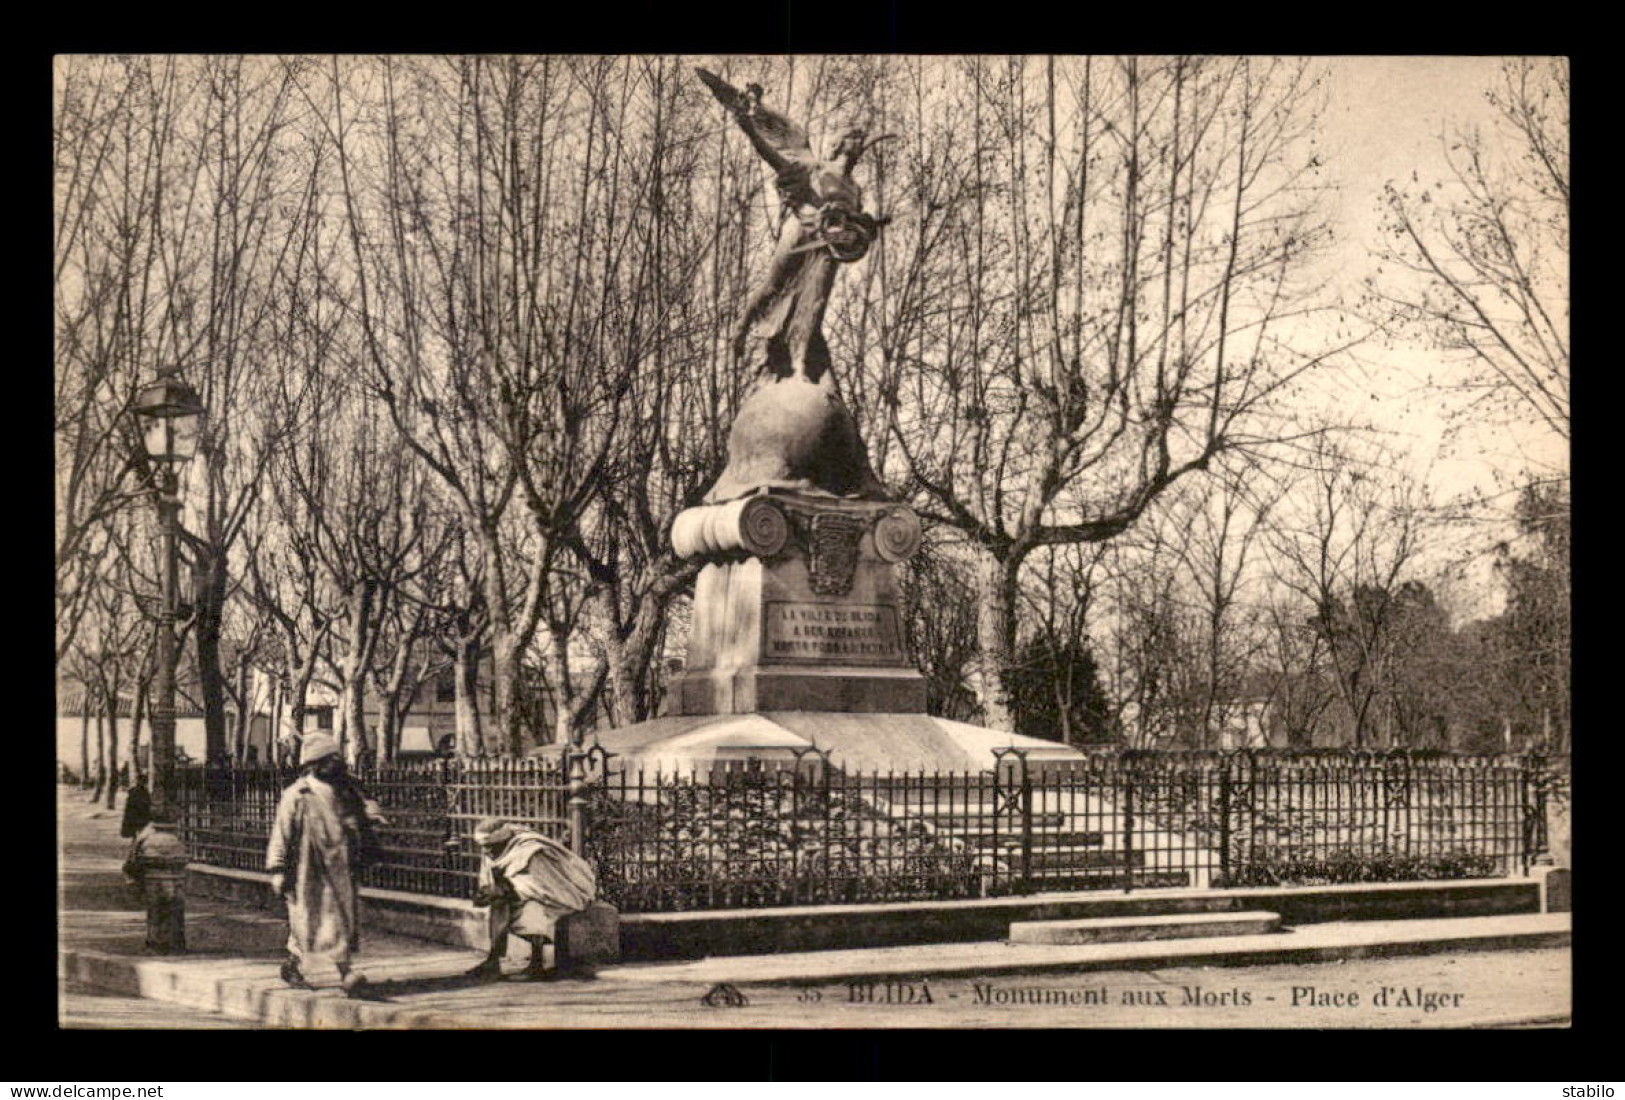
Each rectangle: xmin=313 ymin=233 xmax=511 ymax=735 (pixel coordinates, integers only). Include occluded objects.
xmin=579 ymin=710 xmax=1081 ymax=774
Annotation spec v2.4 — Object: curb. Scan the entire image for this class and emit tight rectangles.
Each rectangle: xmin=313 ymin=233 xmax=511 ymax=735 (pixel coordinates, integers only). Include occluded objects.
xmin=59 ymin=946 xmax=475 ymax=1030
xmin=62 ymin=916 xmax=1570 ymax=1029
xmin=709 ymin=925 xmax=1575 ymax=987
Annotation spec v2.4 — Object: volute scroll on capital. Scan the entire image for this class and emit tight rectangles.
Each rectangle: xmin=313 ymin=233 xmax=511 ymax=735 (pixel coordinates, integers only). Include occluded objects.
xmin=671 ymin=495 xmax=790 ymax=560
xmin=671 ymin=491 xmax=923 ymax=570
xmin=872 ymin=507 xmax=923 ymax=563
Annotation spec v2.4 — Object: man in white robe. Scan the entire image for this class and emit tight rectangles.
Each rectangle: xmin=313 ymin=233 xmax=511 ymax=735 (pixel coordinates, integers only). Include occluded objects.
xmin=464 ymin=816 xmax=597 ymax=981
xmin=265 ymin=733 xmax=387 ymax=996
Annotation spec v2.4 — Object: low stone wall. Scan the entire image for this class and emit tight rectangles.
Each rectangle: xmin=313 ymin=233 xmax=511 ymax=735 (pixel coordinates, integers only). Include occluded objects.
xmin=188 ymin=865 xmax=621 ymax=965
xmin=188 ymin=864 xmax=488 ymax=949
xmin=617 ymin=878 xmax=1543 ymax=960
xmin=191 ymin=864 xmax=1545 ymax=962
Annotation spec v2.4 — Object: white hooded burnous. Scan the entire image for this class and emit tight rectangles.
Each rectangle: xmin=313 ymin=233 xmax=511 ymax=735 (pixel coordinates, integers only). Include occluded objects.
xmin=464 ymin=817 xmax=598 ymax=981
xmin=265 ymin=733 xmax=388 ymax=995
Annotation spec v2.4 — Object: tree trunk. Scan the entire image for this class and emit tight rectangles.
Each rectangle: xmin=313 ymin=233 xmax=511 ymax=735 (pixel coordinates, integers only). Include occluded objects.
xmin=491 ymin=629 xmax=529 ymax=755
xmin=373 ymin=617 xmax=424 ymax=762
xmin=287 ymin=676 xmax=311 ymax=765
xmin=195 ymin=550 xmax=231 ymax=764
xmin=971 ymin=544 xmax=1020 ymax=731
xmin=91 ymin=690 xmax=105 ymax=802
xmin=270 ymin=678 xmax=285 ymax=766
xmin=338 ymin=581 xmax=378 ymax=766
xmin=131 ymin=673 xmax=149 ymax=785
xmin=103 ymin=670 xmax=121 ymax=810
xmin=610 ymin=580 xmax=683 ymax=726
xmin=379 ymin=695 xmax=399 ymax=761
xmin=596 ymin=587 xmax=638 ymax=728
xmin=283 ymin=639 xmax=320 ymax=762
xmin=546 ymin=622 xmax=605 ymax=749
xmin=78 ymin=698 xmax=91 ymax=788
xmin=340 ymin=677 xmax=370 ymax=765
xmin=549 ymin=636 xmax=573 ymax=748
xmin=454 ymin=634 xmax=484 ymax=757
xmin=233 ymin=658 xmax=252 ymax=762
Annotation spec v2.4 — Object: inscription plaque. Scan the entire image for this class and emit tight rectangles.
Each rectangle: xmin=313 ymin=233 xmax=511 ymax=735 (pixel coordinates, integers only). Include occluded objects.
xmin=762 ymin=602 xmax=907 ymax=665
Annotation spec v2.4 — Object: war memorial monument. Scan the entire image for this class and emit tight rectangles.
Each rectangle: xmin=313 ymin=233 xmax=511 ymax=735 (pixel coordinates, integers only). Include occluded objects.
xmin=585 ymin=71 xmax=1081 ymax=775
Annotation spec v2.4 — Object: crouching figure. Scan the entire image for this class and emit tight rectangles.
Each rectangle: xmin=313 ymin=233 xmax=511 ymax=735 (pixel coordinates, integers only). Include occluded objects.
xmin=465 ymin=817 xmax=598 ymax=982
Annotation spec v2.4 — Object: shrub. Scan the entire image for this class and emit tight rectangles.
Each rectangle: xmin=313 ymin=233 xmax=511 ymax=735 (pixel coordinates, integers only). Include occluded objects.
xmin=1215 ymin=845 xmax=1503 ymax=888
xmin=584 ymin=777 xmax=981 ymax=912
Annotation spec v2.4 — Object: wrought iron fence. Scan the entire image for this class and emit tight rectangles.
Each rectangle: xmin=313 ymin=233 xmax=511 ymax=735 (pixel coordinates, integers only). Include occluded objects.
xmin=174 ymin=757 xmax=570 ymax=899
xmin=581 ymin=750 xmax=1554 ymax=912
xmin=173 ymin=750 xmax=1557 ymax=914
xmin=1049 ymin=750 xmax=1541 ymax=890
xmin=582 ymin=760 xmax=995 ymax=912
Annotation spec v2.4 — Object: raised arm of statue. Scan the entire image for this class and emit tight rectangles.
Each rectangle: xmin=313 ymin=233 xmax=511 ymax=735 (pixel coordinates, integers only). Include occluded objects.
xmin=696 ymin=68 xmax=814 ymax=182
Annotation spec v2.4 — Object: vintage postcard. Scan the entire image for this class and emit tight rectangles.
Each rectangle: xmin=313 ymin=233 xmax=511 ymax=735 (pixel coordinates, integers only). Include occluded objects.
xmin=55 ymin=54 xmax=1569 ymax=1031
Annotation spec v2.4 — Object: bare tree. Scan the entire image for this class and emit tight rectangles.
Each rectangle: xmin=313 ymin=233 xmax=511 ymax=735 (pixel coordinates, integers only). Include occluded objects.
xmin=54 ymin=58 xmax=185 ymax=662
xmin=55 ymin=57 xmax=315 ymax=762
xmin=1258 ymin=591 xmax=1338 ymax=748
xmin=1010 ymin=542 xmax=1113 ymax=745
xmin=1370 ymin=58 xmax=1568 ymax=469
xmin=72 ymin=545 xmax=148 ymax=807
xmin=1094 ymin=493 xmax=1203 ymax=749
xmin=313 ymin=56 xmax=602 ymax=752
xmin=898 ymin=535 xmax=983 ymax=723
xmin=1266 ymin=438 xmax=1436 ymax=747
xmin=1176 ymin=462 xmax=1278 ymax=748
xmin=855 ymin=56 xmax=1344 ymax=728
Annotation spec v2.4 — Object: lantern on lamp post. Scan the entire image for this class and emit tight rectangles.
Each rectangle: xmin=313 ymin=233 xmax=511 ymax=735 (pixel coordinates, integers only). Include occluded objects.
xmin=132 ymin=374 xmax=203 ymax=953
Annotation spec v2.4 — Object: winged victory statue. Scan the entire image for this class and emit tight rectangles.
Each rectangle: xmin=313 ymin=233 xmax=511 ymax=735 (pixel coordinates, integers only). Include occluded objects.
xmin=694 ymin=68 xmax=894 ymax=504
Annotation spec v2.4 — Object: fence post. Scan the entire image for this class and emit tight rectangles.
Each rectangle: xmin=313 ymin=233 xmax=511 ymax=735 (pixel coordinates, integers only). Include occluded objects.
xmin=1397 ymin=751 xmax=1414 ymax=857
xmin=1018 ymin=751 xmax=1033 ymax=894
xmin=1381 ymin=752 xmax=1392 ymax=854
xmin=1247 ymin=750 xmax=1260 ymax=879
xmin=1218 ymin=754 xmax=1233 ymax=887
xmin=1523 ymin=753 xmax=1548 ymax=875
xmin=567 ymin=747 xmax=588 ymax=857
xmin=437 ymin=752 xmax=458 ymax=898
xmin=1121 ymin=757 xmax=1135 ymax=895
xmin=568 ymin=741 xmax=620 ymax=862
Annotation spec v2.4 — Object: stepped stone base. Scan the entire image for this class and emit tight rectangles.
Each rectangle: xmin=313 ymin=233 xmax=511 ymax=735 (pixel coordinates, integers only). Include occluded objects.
xmin=582 ymin=710 xmax=1084 ymax=774
xmin=1008 ymin=910 xmax=1282 ymax=946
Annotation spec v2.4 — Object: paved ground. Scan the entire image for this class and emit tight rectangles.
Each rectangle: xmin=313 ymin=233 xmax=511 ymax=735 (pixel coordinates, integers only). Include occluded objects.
xmin=56 ymin=785 xmax=1571 ymax=1030
xmin=59 ymin=981 xmax=272 ymax=1029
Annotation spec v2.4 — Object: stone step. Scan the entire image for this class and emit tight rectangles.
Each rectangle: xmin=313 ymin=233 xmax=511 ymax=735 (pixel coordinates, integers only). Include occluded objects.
xmin=964 ymin=831 xmax=1106 ymax=848
xmin=974 ymin=847 xmax=1142 ymax=869
xmin=910 ymin=812 xmax=1071 ymax=829
xmin=1008 ymin=909 xmax=1281 ymax=946
xmin=1018 ymin=869 xmax=1193 ymax=891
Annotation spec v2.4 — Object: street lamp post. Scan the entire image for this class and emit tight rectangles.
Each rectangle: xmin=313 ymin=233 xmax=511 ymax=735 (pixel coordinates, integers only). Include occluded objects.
xmin=133 ymin=374 xmax=204 ymax=953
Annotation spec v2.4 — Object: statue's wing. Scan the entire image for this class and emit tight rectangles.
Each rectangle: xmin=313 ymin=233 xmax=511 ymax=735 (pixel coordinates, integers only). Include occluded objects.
xmin=695 ymin=68 xmax=813 ymax=167
xmin=696 ymin=68 xmax=745 ymax=108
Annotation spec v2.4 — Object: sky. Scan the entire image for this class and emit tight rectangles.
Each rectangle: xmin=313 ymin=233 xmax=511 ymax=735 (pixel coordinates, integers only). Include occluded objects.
xmin=1312 ymin=56 xmax=1566 ymax=490
xmin=1319 ymin=56 xmax=1507 ymax=274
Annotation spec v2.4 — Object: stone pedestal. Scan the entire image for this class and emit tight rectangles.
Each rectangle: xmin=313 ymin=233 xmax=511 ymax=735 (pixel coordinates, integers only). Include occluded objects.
xmin=668 ymin=489 xmax=926 ymax=716
xmin=579 ymin=487 xmax=1083 ymax=774
xmin=135 ymin=824 xmax=190 ymax=953
xmin=557 ymin=901 xmax=622 ymax=970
